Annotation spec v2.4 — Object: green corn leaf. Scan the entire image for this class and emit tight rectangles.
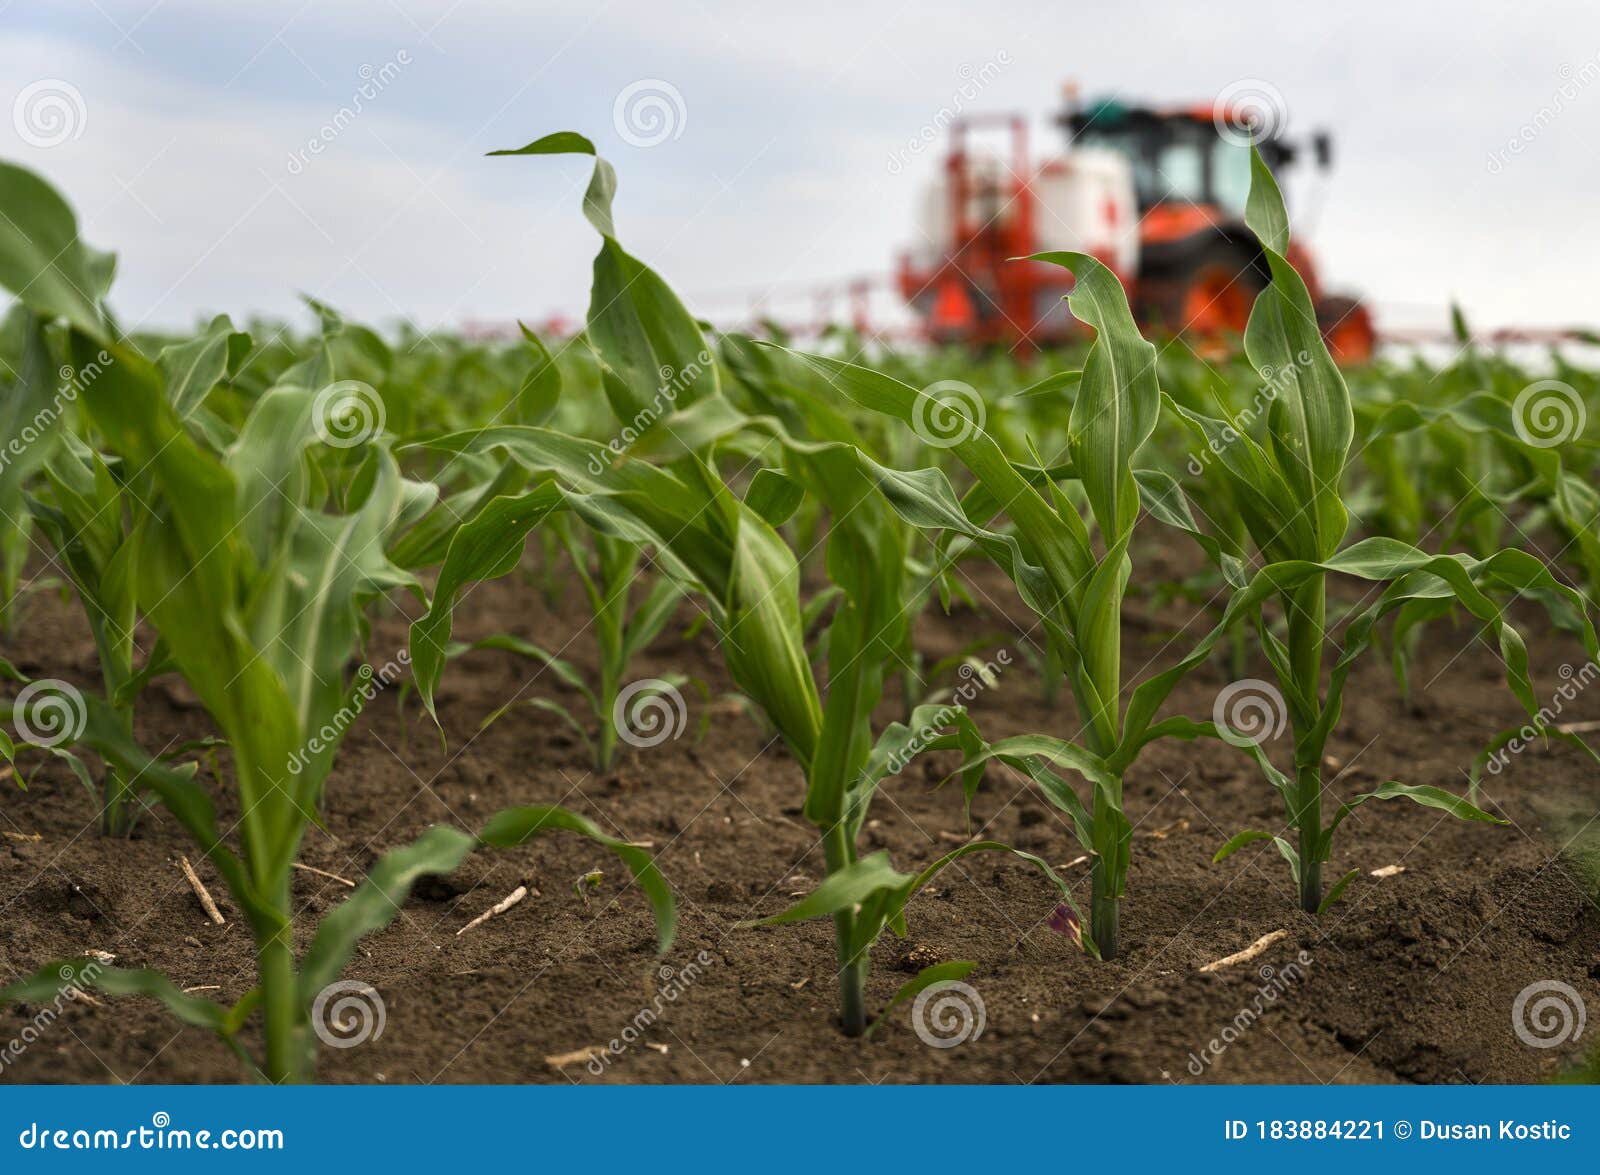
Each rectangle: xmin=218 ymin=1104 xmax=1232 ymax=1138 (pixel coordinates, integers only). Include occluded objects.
xmin=159 ymin=313 xmax=250 ymax=420
xmin=745 ymin=466 xmax=805 ymax=527
xmin=0 ymin=160 xmax=109 ymax=338
xmin=409 ymin=484 xmax=566 ymax=719
xmin=1242 ymin=146 xmax=1353 ymax=559
xmin=620 ymin=574 xmax=684 ymax=663
xmin=470 ymin=634 xmax=597 ymax=711
xmin=519 ymin=698 xmax=599 ymax=763
xmin=298 ymin=825 xmax=478 ymax=1000
xmin=746 ymin=841 xmax=1090 ymax=956
xmin=950 ymin=732 xmax=1116 ymax=850
xmin=1317 ymin=868 xmax=1361 ymax=915
xmin=489 ymin=133 xmax=717 ymax=433
xmin=1026 ymin=251 xmax=1159 ymax=543
xmin=1324 ymin=780 xmax=1507 ymax=846
xmin=768 ymin=348 xmax=1094 ymax=609
xmin=740 ymin=852 xmax=908 ymax=929
xmin=302 ymin=803 xmax=678 ymax=1000
xmin=478 ymin=805 xmax=676 ymax=952
xmin=2 ymin=958 xmax=228 ymax=1032
xmin=865 ymin=959 xmax=979 ymax=1038
xmin=515 ymin=323 xmax=562 ymax=425
xmin=1212 ymin=828 xmax=1301 ymax=884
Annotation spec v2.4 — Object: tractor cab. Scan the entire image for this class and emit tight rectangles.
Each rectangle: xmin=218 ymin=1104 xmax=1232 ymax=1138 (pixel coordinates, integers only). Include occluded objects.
xmin=1055 ymin=95 xmax=1371 ymax=359
xmin=1060 ymin=99 xmax=1303 ymax=218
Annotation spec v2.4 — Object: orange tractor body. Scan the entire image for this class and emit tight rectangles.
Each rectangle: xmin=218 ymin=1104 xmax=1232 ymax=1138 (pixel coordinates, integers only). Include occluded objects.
xmin=896 ymin=96 xmax=1375 ymax=363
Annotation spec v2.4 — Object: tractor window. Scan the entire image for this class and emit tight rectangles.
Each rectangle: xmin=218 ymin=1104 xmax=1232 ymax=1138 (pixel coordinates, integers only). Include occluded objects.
xmin=1152 ymin=142 xmax=1205 ymax=203
xmin=1212 ymin=139 xmax=1253 ymax=215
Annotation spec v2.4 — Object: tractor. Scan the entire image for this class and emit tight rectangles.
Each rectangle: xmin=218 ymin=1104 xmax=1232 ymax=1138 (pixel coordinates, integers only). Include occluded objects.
xmin=896 ymin=91 xmax=1376 ymax=363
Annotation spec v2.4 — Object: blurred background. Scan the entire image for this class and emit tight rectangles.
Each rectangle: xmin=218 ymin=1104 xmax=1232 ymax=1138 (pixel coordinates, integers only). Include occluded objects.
xmin=5 ymin=0 xmax=1599 ymax=338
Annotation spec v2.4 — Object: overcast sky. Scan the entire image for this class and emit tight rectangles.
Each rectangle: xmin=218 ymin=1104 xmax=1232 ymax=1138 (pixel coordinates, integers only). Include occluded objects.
xmin=4 ymin=0 xmax=1599 ymax=337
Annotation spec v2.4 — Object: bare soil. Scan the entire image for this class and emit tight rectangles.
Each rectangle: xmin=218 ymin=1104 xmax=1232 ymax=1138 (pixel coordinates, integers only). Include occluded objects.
xmin=2 ymin=544 xmax=1598 ymax=1084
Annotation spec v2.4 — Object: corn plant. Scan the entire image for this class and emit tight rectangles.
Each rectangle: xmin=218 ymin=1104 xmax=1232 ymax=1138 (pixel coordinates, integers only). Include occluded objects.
xmin=442 ymin=514 xmax=685 ymax=772
xmin=1159 ymin=147 xmax=1597 ymax=913
xmin=774 ymin=256 xmax=1256 ymax=960
xmin=0 ymin=159 xmax=675 ymax=1082
xmin=404 ymin=132 xmax=1078 ymax=1035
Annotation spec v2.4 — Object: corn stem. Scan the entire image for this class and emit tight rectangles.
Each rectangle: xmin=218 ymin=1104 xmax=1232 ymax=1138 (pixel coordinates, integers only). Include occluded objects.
xmin=821 ymin=821 xmax=866 ymax=1035
xmin=1285 ymin=578 xmax=1327 ymax=915
xmin=258 ymin=889 xmax=303 ymax=1084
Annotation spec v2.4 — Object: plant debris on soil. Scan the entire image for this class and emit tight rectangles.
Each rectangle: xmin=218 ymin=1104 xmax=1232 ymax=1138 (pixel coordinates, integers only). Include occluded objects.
xmin=2 ymin=547 xmax=1597 ymax=1085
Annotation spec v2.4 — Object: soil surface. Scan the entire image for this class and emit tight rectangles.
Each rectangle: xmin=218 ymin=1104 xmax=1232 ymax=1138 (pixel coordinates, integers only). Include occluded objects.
xmin=2 ymin=540 xmax=1598 ymax=1085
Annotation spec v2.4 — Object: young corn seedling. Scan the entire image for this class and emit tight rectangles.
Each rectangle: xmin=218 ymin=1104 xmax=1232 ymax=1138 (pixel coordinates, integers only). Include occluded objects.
xmin=445 ymin=514 xmax=686 ymax=772
xmin=404 ymin=132 xmax=1078 ymax=1035
xmin=0 ymin=159 xmax=675 ymax=1082
xmin=1161 ymin=146 xmax=1598 ymax=913
xmin=775 ymin=257 xmax=1255 ymax=960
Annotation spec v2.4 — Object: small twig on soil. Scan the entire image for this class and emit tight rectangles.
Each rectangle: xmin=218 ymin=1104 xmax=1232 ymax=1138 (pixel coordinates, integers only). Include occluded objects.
xmin=292 ymin=862 xmax=357 ymax=887
xmin=937 ymin=830 xmax=978 ymax=844
xmin=1056 ymin=855 xmax=1090 ymax=870
xmin=2 ymin=829 xmax=41 ymax=842
xmin=644 ymin=1042 xmax=669 ymax=1055
xmin=1140 ymin=818 xmax=1190 ymax=840
xmin=544 ymin=1045 xmax=605 ymax=1070
xmin=1557 ymin=719 xmax=1600 ymax=734
xmin=790 ymin=977 xmax=809 ymax=991
xmin=183 ymin=985 xmax=221 ymax=994
xmin=457 ymin=884 xmax=529 ymax=936
xmin=1370 ymin=864 xmax=1406 ymax=878
xmin=1199 ymin=928 xmax=1288 ymax=973
xmin=178 ymin=855 xmax=225 ymax=925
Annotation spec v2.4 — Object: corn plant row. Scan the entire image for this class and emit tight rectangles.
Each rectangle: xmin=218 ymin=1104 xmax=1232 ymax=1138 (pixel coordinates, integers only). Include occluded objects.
xmin=0 ymin=133 xmax=1596 ymax=1067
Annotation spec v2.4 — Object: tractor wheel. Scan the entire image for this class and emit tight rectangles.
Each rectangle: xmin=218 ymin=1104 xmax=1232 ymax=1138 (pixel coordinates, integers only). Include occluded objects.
xmin=1317 ymin=295 xmax=1376 ymax=365
xmin=1139 ymin=239 xmax=1264 ymax=344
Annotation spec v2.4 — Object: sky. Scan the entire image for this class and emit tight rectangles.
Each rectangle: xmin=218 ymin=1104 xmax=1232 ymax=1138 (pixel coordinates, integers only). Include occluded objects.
xmin=3 ymin=0 xmax=1599 ymax=338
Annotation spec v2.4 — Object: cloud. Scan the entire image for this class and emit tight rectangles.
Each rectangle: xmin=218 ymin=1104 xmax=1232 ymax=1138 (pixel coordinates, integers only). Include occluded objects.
xmin=4 ymin=0 xmax=1600 ymax=332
